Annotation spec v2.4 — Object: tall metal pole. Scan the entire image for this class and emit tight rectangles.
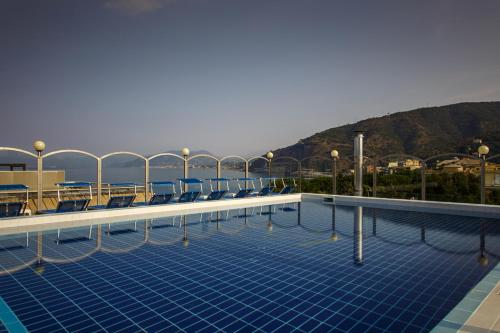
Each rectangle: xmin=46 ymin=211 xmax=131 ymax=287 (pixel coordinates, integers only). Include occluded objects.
xmin=354 ymin=131 xmax=364 ymax=196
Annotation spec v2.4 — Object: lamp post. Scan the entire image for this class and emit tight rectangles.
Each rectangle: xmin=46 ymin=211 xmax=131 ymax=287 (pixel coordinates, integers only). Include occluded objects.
xmin=33 ymin=140 xmax=45 ymax=212
xmin=330 ymin=149 xmax=339 ymax=195
xmin=478 ymin=145 xmax=489 ymax=204
xmin=182 ymin=147 xmax=190 ymax=192
xmin=266 ymin=151 xmax=273 ymax=188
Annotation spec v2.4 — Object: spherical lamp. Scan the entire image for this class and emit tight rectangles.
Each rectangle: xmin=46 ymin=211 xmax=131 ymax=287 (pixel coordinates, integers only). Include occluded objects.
xmin=478 ymin=145 xmax=489 ymax=156
xmin=33 ymin=140 xmax=46 ymax=153
xmin=181 ymin=147 xmax=190 ymax=157
xmin=266 ymin=151 xmax=274 ymax=160
xmin=330 ymin=149 xmax=339 ymax=159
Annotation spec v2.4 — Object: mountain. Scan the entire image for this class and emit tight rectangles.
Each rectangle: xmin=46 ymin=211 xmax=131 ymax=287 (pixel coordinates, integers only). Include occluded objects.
xmin=272 ymin=102 xmax=500 ymax=162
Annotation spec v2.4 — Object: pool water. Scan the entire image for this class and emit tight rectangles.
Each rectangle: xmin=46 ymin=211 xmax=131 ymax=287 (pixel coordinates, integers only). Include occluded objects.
xmin=0 ymin=201 xmax=499 ymax=332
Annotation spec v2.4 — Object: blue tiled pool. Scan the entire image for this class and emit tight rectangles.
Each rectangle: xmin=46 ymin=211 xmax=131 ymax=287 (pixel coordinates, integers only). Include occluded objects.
xmin=0 ymin=200 xmax=499 ymax=332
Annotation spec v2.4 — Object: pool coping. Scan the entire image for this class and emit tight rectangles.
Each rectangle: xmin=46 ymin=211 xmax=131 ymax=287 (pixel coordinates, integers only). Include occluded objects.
xmin=302 ymin=193 xmax=500 ymax=218
xmin=430 ymin=262 xmax=500 ymax=333
xmin=0 ymin=194 xmax=301 ymax=235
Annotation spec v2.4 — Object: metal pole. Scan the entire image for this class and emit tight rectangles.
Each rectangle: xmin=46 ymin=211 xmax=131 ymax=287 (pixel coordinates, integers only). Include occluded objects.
xmin=480 ymin=156 xmax=485 ymax=204
xmin=421 ymin=164 xmax=426 ymax=201
xmin=144 ymin=159 xmax=149 ymax=204
xmin=268 ymin=158 xmax=272 ymax=188
xmin=298 ymin=161 xmax=302 ymax=193
xmin=183 ymin=156 xmax=189 ymax=192
xmin=97 ymin=159 xmax=102 ymax=205
xmin=332 ymin=157 xmax=337 ymax=195
xmin=36 ymin=153 xmax=43 ymax=212
xmin=372 ymin=168 xmax=377 ymax=197
xmin=354 ymin=131 xmax=364 ymax=196
xmin=216 ymin=160 xmax=221 ymax=191
xmin=245 ymin=160 xmax=249 ymax=189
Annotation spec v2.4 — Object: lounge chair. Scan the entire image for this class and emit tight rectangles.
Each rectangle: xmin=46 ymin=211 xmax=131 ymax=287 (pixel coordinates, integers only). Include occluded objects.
xmin=279 ymin=178 xmax=296 ymax=194
xmin=178 ymin=178 xmax=203 ymax=202
xmin=88 ymin=183 xmax=137 ymax=209
xmin=230 ymin=178 xmax=256 ymax=198
xmin=50 ymin=182 xmax=93 ymax=213
xmin=0 ymin=184 xmax=29 ymax=217
xmin=202 ymin=178 xmax=230 ymax=200
xmin=256 ymin=177 xmax=277 ymax=196
xmin=147 ymin=181 xmax=176 ymax=205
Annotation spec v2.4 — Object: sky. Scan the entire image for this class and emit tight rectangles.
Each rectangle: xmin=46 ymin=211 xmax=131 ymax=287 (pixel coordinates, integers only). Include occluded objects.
xmin=1 ymin=0 xmax=500 ymax=157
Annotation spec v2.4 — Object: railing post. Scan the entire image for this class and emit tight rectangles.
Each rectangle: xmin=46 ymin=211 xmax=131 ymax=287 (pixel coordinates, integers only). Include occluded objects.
xmin=298 ymin=161 xmax=302 ymax=193
xmin=332 ymin=157 xmax=337 ymax=195
xmin=36 ymin=154 xmax=43 ymax=212
xmin=182 ymin=148 xmax=190 ymax=193
xmin=421 ymin=164 xmax=426 ymax=201
xmin=144 ymin=159 xmax=149 ymax=203
xmin=97 ymin=159 xmax=102 ymax=205
xmin=330 ymin=150 xmax=339 ymax=195
xmin=266 ymin=152 xmax=273 ymax=188
xmin=33 ymin=140 xmax=46 ymax=213
xmin=480 ymin=156 xmax=485 ymax=204
xmin=372 ymin=168 xmax=377 ymax=197
xmin=216 ymin=160 xmax=221 ymax=191
xmin=245 ymin=160 xmax=249 ymax=189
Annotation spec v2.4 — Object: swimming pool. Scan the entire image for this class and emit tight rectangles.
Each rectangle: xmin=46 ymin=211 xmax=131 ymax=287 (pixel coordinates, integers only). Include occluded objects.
xmin=0 ymin=198 xmax=499 ymax=332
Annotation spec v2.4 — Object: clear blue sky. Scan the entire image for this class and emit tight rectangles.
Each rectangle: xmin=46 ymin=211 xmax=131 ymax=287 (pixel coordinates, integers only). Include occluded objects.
xmin=1 ymin=0 xmax=500 ymax=156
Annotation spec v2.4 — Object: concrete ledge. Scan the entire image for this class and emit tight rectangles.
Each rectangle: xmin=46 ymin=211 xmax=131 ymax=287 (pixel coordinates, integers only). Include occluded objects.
xmin=0 ymin=194 xmax=300 ymax=235
xmin=302 ymin=193 xmax=500 ymax=218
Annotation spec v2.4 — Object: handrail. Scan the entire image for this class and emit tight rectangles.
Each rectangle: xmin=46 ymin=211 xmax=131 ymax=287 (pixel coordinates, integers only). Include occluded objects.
xmin=0 ymin=147 xmax=38 ymax=158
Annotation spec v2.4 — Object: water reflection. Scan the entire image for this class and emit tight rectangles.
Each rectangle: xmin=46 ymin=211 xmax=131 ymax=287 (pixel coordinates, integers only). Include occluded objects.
xmin=330 ymin=205 xmax=338 ymax=241
xmin=354 ymin=206 xmax=363 ymax=265
xmin=0 ymin=201 xmax=498 ymax=276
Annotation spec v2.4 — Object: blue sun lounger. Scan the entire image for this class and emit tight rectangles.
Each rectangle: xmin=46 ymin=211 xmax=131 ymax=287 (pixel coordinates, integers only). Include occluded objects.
xmin=231 ymin=178 xmax=256 ymax=198
xmin=0 ymin=184 xmax=29 ymax=217
xmin=148 ymin=181 xmax=176 ymax=205
xmin=257 ymin=177 xmax=277 ymax=196
xmin=203 ymin=178 xmax=230 ymax=200
xmin=178 ymin=178 xmax=203 ymax=202
xmin=279 ymin=178 xmax=296 ymax=194
xmin=51 ymin=182 xmax=93 ymax=213
xmin=99 ymin=183 xmax=137 ymax=209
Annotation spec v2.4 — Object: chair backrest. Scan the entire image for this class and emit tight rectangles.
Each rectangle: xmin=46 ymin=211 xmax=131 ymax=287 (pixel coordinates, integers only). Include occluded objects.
xmin=207 ymin=190 xmax=226 ymax=201
xmin=178 ymin=191 xmax=200 ymax=203
xmin=258 ymin=186 xmax=273 ymax=196
xmin=56 ymin=199 xmax=89 ymax=213
xmin=149 ymin=193 xmax=173 ymax=205
xmin=280 ymin=185 xmax=294 ymax=194
xmin=0 ymin=202 xmax=25 ymax=218
xmin=106 ymin=195 xmax=136 ymax=209
xmin=234 ymin=188 xmax=253 ymax=198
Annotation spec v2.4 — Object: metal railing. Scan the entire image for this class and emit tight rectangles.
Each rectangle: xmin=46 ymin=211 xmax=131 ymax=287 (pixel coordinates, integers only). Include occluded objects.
xmin=1 ymin=143 xmax=498 ymax=212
